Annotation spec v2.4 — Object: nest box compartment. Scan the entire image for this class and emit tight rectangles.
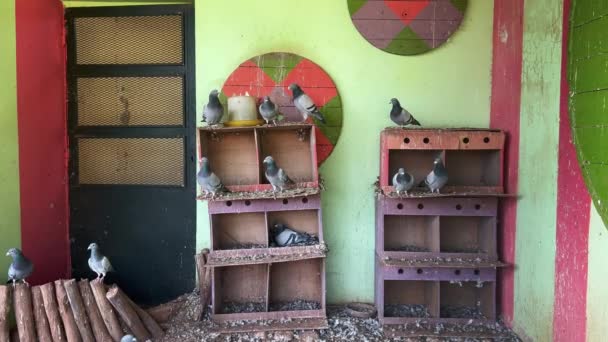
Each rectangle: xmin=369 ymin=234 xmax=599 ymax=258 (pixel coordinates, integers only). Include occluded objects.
xmin=211 ymin=212 xmax=268 ymax=250
xmin=382 ymin=280 xmax=439 ymax=319
xmin=440 ymin=281 xmax=495 ymax=321
xmin=440 ymin=216 xmax=496 ymax=256
xmin=269 ymin=259 xmax=324 ymax=313
xmin=383 ymin=215 xmax=439 ymax=253
xmin=213 ymin=264 xmax=269 ymax=316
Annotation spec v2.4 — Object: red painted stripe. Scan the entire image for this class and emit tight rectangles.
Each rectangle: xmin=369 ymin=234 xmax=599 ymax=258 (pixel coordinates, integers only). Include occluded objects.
xmin=490 ymin=0 xmax=525 ymax=325
xmin=15 ymin=0 xmax=70 ymax=283
xmin=553 ymin=0 xmax=591 ymax=340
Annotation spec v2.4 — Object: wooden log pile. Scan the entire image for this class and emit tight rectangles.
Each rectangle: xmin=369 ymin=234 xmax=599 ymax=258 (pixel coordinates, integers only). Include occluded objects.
xmin=0 ymin=280 xmax=163 ymax=342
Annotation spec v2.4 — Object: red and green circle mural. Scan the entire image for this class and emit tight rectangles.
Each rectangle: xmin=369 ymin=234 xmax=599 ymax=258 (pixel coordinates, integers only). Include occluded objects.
xmin=221 ymin=52 xmax=343 ymax=166
xmin=348 ymin=0 xmax=468 ymax=56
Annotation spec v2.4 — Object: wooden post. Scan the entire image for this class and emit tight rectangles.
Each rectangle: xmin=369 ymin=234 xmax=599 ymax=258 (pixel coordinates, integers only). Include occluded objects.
xmin=78 ymin=280 xmax=112 ymax=342
xmin=105 ymin=286 xmax=151 ymax=341
xmin=31 ymin=286 xmax=53 ymax=342
xmin=89 ymin=280 xmax=122 ymax=342
xmin=0 ymin=285 xmax=11 ymax=342
xmin=196 ymin=248 xmax=212 ymax=321
xmin=63 ymin=280 xmax=95 ymax=342
xmin=40 ymin=282 xmax=66 ymax=342
xmin=124 ymin=295 xmax=163 ymax=339
xmin=54 ymin=280 xmax=81 ymax=342
xmin=14 ymin=283 xmax=37 ymax=342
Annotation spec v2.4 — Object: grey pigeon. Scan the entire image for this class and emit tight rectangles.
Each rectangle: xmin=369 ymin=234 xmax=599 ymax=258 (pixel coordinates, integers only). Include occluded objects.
xmin=392 ymin=168 xmax=415 ymax=196
xmin=259 ymin=96 xmax=279 ymax=125
xmin=120 ymin=335 xmax=137 ymax=342
xmin=87 ymin=243 xmax=114 ymax=280
xmin=197 ymin=157 xmax=229 ymax=198
xmin=288 ymin=83 xmax=326 ymax=124
xmin=202 ymin=89 xmax=224 ymax=126
xmin=390 ymin=98 xmax=421 ymax=127
xmin=6 ymin=248 xmax=33 ymax=285
xmin=425 ymin=156 xmax=448 ymax=193
xmin=263 ymin=156 xmax=295 ymax=194
xmin=271 ymin=224 xmax=318 ymax=247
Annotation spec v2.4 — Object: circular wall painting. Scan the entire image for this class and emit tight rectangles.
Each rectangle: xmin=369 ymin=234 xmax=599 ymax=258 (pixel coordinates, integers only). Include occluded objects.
xmin=221 ymin=52 xmax=343 ymax=166
xmin=348 ymin=0 xmax=468 ymax=55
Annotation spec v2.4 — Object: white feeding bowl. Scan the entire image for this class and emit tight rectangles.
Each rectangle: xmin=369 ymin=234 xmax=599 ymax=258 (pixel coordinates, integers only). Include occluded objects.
xmin=226 ymin=95 xmax=261 ymax=126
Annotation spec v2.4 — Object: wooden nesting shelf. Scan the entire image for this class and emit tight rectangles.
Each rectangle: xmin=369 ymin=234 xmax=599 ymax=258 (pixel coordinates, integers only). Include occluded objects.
xmin=211 ymin=258 xmax=326 ymax=323
xmin=198 ymin=124 xmax=319 ymax=197
xmin=379 ymin=128 xmax=506 ymax=195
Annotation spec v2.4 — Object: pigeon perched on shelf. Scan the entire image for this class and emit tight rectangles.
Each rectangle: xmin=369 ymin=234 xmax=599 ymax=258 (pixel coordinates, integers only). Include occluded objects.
xmin=202 ymin=89 xmax=224 ymax=126
xmin=271 ymin=224 xmax=318 ymax=247
xmin=87 ymin=243 xmax=114 ymax=280
xmin=197 ymin=157 xmax=229 ymax=199
xmin=392 ymin=168 xmax=415 ymax=196
xmin=259 ymin=96 xmax=279 ymax=125
xmin=389 ymin=98 xmax=421 ymax=127
xmin=288 ymin=83 xmax=326 ymax=124
xmin=6 ymin=248 xmax=33 ymax=285
xmin=120 ymin=335 xmax=137 ymax=342
xmin=424 ymin=155 xmax=448 ymax=193
xmin=263 ymin=156 xmax=295 ymax=194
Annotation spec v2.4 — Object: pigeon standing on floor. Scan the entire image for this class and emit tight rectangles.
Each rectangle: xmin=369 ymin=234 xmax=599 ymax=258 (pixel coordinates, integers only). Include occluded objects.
xmin=259 ymin=96 xmax=279 ymax=125
xmin=425 ymin=156 xmax=448 ymax=193
xmin=263 ymin=156 xmax=295 ymax=194
xmin=6 ymin=248 xmax=33 ymax=285
xmin=271 ymin=224 xmax=317 ymax=247
xmin=288 ymin=83 xmax=326 ymax=124
xmin=389 ymin=98 xmax=421 ymax=127
xmin=120 ymin=335 xmax=137 ymax=342
xmin=197 ymin=157 xmax=229 ymax=198
xmin=87 ymin=243 xmax=114 ymax=280
xmin=202 ymin=89 xmax=224 ymax=126
xmin=392 ymin=168 xmax=415 ymax=196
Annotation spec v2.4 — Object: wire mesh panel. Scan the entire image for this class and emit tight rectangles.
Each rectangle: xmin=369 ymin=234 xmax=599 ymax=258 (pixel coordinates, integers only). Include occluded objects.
xmin=78 ymin=138 xmax=184 ymax=186
xmin=74 ymin=15 xmax=183 ymax=65
xmin=77 ymin=77 xmax=184 ymax=126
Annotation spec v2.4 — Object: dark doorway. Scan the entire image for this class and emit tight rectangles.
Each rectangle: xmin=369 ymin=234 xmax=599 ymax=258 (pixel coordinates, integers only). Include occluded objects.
xmin=66 ymin=5 xmax=196 ymax=305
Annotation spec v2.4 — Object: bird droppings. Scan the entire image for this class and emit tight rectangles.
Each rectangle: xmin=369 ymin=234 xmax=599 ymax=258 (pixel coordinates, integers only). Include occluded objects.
xmin=440 ymin=306 xmax=486 ymax=320
xmin=386 ymin=245 xmax=431 ymax=253
xmin=198 ymin=187 xmax=322 ymax=202
xmin=269 ymin=300 xmax=321 ymax=312
xmin=221 ymin=301 xmax=267 ymax=314
xmin=224 ymin=244 xmax=267 ymax=250
xmin=207 ymin=243 xmax=329 ymax=266
xmin=158 ymin=291 xmax=521 ymax=342
xmin=384 ymin=304 xmax=431 ymax=318
xmin=440 ymin=248 xmax=485 ymax=254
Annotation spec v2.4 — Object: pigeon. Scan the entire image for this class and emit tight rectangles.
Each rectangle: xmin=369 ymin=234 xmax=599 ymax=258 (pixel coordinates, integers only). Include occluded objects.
xmin=120 ymin=335 xmax=137 ymax=342
xmin=425 ymin=155 xmax=448 ymax=193
xmin=87 ymin=243 xmax=114 ymax=280
xmin=392 ymin=168 xmax=415 ymax=196
xmin=197 ymin=157 xmax=229 ymax=199
xmin=389 ymin=98 xmax=421 ymax=127
xmin=271 ymin=224 xmax=318 ymax=247
xmin=259 ymin=96 xmax=279 ymax=125
xmin=263 ymin=156 xmax=295 ymax=194
xmin=6 ymin=248 xmax=33 ymax=285
xmin=202 ymin=89 xmax=224 ymax=126
xmin=288 ymin=83 xmax=326 ymax=124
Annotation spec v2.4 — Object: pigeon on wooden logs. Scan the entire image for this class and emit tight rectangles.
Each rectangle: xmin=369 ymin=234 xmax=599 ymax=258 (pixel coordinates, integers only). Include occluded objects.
xmin=392 ymin=168 xmax=415 ymax=196
xmin=271 ymin=224 xmax=318 ymax=247
xmin=424 ymin=156 xmax=448 ymax=194
xmin=197 ymin=157 xmax=229 ymax=199
xmin=120 ymin=335 xmax=137 ymax=342
xmin=259 ymin=96 xmax=279 ymax=125
xmin=389 ymin=98 xmax=421 ymax=127
xmin=288 ymin=83 xmax=326 ymax=124
xmin=202 ymin=89 xmax=224 ymax=126
xmin=6 ymin=248 xmax=33 ymax=285
xmin=87 ymin=243 xmax=114 ymax=280
xmin=263 ymin=156 xmax=295 ymax=194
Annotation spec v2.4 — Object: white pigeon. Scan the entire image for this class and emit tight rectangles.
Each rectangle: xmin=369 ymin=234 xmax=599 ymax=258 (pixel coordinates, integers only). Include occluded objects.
xmin=87 ymin=243 xmax=114 ymax=280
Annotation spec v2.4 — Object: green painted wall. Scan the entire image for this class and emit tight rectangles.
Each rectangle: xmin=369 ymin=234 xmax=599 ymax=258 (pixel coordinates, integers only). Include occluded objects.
xmin=513 ymin=0 xmax=563 ymax=340
xmin=0 ymin=0 xmax=22 ymax=283
xmin=195 ymin=0 xmax=494 ymax=303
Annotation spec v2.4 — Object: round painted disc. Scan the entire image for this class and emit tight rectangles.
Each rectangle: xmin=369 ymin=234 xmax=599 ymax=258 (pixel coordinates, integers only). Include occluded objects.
xmin=222 ymin=52 xmax=343 ymax=165
xmin=348 ymin=0 xmax=468 ymax=55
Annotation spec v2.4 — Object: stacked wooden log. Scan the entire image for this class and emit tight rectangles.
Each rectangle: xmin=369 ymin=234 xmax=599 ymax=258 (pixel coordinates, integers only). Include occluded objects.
xmin=0 ymin=280 xmax=163 ymax=342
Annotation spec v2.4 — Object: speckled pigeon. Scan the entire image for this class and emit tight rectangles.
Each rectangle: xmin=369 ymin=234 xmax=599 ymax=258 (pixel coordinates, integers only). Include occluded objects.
xmin=197 ymin=157 xmax=229 ymax=198
xmin=425 ymin=156 xmax=448 ymax=193
xmin=120 ymin=335 xmax=137 ymax=342
xmin=87 ymin=242 xmax=114 ymax=280
xmin=390 ymin=98 xmax=421 ymax=127
xmin=263 ymin=156 xmax=295 ymax=194
xmin=6 ymin=248 xmax=33 ymax=285
xmin=271 ymin=224 xmax=317 ymax=247
xmin=393 ymin=168 xmax=415 ymax=196
xmin=259 ymin=96 xmax=279 ymax=125
xmin=202 ymin=89 xmax=224 ymax=126
xmin=288 ymin=83 xmax=326 ymax=124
